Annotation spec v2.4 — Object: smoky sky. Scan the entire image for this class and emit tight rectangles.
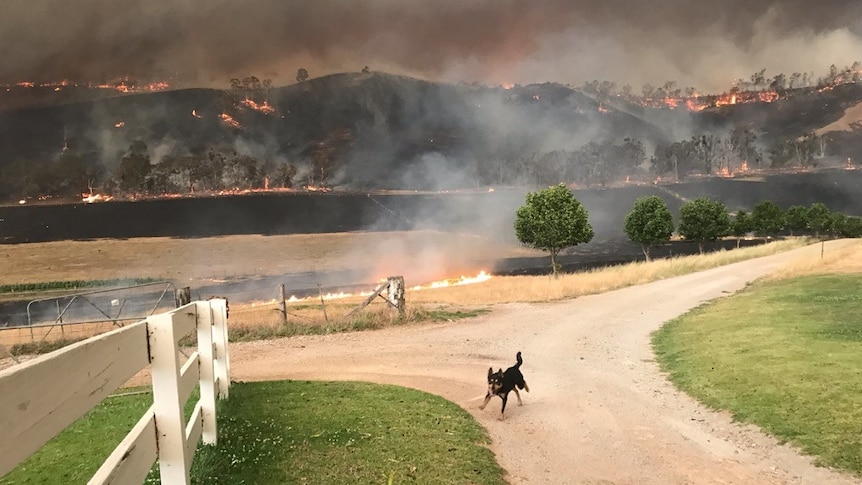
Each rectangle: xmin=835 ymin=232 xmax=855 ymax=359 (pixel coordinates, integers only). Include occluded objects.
xmin=2 ymin=0 xmax=862 ymax=91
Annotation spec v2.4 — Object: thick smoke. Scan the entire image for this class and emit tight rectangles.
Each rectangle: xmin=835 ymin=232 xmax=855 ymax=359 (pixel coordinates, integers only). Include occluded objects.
xmin=3 ymin=1 xmax=861 ymax=90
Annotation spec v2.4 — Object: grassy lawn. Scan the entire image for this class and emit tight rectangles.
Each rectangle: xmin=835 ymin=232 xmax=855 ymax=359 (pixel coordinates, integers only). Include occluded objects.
xmin=1 ymin=382 xmax=505 ymax=485
xmin=652 ymin=273 xmax=862 ymax=475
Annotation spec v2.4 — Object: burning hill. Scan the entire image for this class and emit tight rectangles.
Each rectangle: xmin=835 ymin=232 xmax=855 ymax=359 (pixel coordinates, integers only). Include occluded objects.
xmin=1 ymin=71 xmax=861 ymax=203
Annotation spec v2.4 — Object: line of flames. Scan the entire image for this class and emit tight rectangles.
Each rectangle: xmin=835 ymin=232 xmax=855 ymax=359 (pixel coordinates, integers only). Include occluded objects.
xmin=282 ymin=271 xmax=493 ymax=304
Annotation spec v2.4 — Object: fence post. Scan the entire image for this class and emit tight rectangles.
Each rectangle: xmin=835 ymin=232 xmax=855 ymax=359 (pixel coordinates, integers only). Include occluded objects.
xmin=175 ymin=287 xmax=191 ymax=308
xmin=387 ymin=276 xmax=406 ymax=319
xmin=278 ymin=284 xmax=287 ymax=325
xmin=195 ymin=302 xmax=217 ymax=445
xmin=210 ymin=299 xmax=230 ymax=399
xmin=147 ymin=311 xmax=191 ymax=485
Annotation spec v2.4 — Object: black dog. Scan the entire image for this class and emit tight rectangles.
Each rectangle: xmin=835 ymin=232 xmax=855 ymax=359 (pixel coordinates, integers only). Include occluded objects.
xmin=479 ymin=351 xmax=529 ymax=420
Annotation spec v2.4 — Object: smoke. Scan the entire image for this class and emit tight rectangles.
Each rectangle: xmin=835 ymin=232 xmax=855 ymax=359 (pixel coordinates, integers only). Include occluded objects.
xmin=3 ymin=1 xmax=861 ymax=91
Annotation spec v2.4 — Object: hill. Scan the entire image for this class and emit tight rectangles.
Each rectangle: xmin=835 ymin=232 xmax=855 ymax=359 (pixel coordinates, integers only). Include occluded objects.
xmin=1 ymin=72 xmax=861 ymax=201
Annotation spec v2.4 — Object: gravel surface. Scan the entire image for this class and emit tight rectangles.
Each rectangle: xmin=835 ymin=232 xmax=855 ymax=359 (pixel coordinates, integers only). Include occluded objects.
xmin=228 ymin=240 xmax=861 ymax=485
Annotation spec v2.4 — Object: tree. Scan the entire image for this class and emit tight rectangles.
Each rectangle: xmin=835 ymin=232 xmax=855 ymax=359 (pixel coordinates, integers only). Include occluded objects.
xmin=624 ymin=195 xmax=674 ymax=261
xmin=514 ymin=183 xmax=594 ymax=277
xmin=750 ymin=200 xmax=784 ymax=238
xmin=118 ymin=140 xmax=151 ymax=192
xmin=826 ymin=211 xmax=847 ymax=238
xmin=731 ymin=210 xmax=753 ymax=248
xmin=678 ymin=197 xmax=731 ymax=254
xmin=807 ymin=202 xmax=831 ymax=237
xmin=841 ymin=216 xmax=862 ymax=238
xmin=784 ymin=205 xmax=810 ymax=236
xmin=296 ymin=68 xmax=309 ymax=83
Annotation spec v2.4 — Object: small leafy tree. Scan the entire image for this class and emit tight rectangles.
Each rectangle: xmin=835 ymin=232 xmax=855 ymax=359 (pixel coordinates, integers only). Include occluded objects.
xmin=624 ymin=195 xmax=674 ymax=261
xmin=750 ymin=200 xmax=784 ymax=238
xmin=514 ymin=183 xmax=594 ymax=277
xmin=841 ymin=216 xmax=862 ymax=238
xmin=731 ymin=210 xmax=753 ymax=248
xmin=296 ymin=68 xmax=309 ymax=83
xmin=807 ymin=202 xmax=831 ymax=237
xmin=826 ymin=211 xmax=847 ymax=239
xmin=784 ymin=205 xmax=810 ymax=236
xmin=678 ymin=197 xmax=731 ymax=254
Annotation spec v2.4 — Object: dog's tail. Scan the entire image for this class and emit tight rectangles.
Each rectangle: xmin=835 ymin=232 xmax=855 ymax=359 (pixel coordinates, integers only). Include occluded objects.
xmin=515 ymin=351 xmax=523 ymax=368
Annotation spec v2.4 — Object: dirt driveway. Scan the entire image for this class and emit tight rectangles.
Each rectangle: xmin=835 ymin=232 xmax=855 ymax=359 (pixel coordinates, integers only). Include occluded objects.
xmin=229 ymin=241 xmax=860 ymax=485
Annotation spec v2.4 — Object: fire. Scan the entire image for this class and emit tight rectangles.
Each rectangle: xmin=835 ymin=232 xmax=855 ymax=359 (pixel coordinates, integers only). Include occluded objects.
xmin=240 ymin=98 xmax=275 ymax=114
xmin=410 ymin=271 xmax=492 ymax=291
xmin=663 ymin=97 xmax=679 ymax=109
xmin=283 ymin=271 xmax=493 ymax=304
xmin=82 ymin=193 xmax=114 ymax=203
xmin=304 ymin=185 xmax=332 ymax=192
xmin=114 ymin=121 xmax=125 ymax=128
xmin=192 ymin=109 xmax=202 ymax=119
xmin=597 ymin=104 xmax=609 ymax=113
xmin=758 ymin=90 xmax=779 ymax=102
xmin=16 ymin=82 xmax=34 ymax=88
xmin=219 ymin=113 xmax=241 ymax=128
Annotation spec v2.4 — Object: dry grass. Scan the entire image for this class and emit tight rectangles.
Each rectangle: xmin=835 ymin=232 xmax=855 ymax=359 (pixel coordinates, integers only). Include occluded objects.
xmin=406 ymin=238 xmax=814 ymax=305
xmin=0 ymin=230 xmax=539 ymax=285
xmin=4 ymin=234 xmax=849 ymax=353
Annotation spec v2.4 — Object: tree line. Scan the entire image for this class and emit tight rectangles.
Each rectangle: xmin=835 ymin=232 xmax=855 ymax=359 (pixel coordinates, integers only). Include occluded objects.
xmin=515 ymin=184 xmax=862 ymax=275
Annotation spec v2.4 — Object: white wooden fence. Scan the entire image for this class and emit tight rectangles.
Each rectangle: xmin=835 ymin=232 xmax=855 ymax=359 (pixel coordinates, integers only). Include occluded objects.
xmin=0 ymin=299 xmax=230 ymax=484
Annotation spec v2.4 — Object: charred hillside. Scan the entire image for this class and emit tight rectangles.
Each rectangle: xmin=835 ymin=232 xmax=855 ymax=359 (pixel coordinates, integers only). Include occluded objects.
xmin=1 ymin=71 xmax=862 ymax=202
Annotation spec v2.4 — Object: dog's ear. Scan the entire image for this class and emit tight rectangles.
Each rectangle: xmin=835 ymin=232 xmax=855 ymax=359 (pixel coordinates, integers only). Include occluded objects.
xmin=498 ymin=368 xmax=503 ymax=374
xmin=487 ymin=367 xmax=493 ymax=378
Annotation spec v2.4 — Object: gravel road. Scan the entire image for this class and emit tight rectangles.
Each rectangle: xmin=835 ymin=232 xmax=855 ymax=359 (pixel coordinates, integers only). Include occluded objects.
xmin=228 ymin=240 xmax=860 ymax=485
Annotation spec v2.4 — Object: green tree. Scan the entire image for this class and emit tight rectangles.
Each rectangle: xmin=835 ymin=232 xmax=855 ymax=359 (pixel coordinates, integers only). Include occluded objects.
xmin=784 ymin=205 xmax=810 ymax=236
xmin=826 ymin=211 xmax=847 ymax=239
xmin=750 ymin=200 xmax=784 ymax=237
xmin=514 ymin=183 xmax=594 ymax=277
xmin=624 ymin=195 xmax=674 ymax=261
xmin=678 ymin=197 xmax=731 ymax=254
xmin=807 ymin=202 xmax=831 ymax=237
xmin=841 ymin=216 xmax=862 ymax=238
xmin=731 ymin=210 xmax=754 ymax=248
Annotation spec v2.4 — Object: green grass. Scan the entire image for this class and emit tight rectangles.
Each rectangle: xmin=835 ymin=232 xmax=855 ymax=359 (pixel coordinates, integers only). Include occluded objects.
xmin=1 ymin=382 xmax=505 ymax=485
xmin=0 ymin=390 xmax=155 ymax=484
xmin=189 ymin=381 xmax=504 ymax=484
xmin=652 ymin=274 xmax=862 ymax=475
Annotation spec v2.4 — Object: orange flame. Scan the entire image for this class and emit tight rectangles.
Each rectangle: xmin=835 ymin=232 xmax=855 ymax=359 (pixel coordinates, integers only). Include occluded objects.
xmin=114 ymin=121 xmax=125 ymax=128
xmin=219 ymin=113 xmax=241 ymax=128
xmin=240 ymin=98 xmax=275 ymax=114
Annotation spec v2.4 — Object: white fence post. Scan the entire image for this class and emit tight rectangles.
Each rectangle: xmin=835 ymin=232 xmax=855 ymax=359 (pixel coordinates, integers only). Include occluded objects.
xmin=195 ymin=302 xmax=217 ymax=445
xmin=147 ymin=311 xmax=191 ymax=485
xmin=210 ymin=299 xmax=230 ymax=399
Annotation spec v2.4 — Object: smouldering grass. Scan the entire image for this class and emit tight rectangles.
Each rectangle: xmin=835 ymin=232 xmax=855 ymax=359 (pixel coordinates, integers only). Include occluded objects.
xmin=652 ymin=274 xmax=862 ymax=475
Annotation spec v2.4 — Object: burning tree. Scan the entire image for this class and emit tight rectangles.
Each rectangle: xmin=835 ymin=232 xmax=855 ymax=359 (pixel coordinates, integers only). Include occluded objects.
xmin=514 ymin=183 xmax=594 ymax=277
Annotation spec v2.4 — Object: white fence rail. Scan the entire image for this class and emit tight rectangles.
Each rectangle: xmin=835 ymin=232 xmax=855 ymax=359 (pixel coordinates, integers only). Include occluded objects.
xmin=0 ymin=299 xmax=230 ymax=485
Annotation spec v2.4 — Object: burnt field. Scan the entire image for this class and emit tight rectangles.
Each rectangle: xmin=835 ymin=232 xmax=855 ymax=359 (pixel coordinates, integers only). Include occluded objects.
xmin=1 ymin=169 xmax=860 ymax=326
xmin=1 ymin=168 xmax=861 ymax=282
xmin=2 ymin=168 xmax=860 ymax=244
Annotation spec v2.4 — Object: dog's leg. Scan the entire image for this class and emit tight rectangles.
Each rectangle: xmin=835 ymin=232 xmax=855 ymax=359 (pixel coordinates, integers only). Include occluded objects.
xmin=513 ymin=388 xmax=522 ymax=406
xmin=499 ymin=395 xmax=508 ymax=420
xmin=479 ymin=392 xmax=492 ymax=410
xmin=524 ymin=381 xmax=530 ymax=392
